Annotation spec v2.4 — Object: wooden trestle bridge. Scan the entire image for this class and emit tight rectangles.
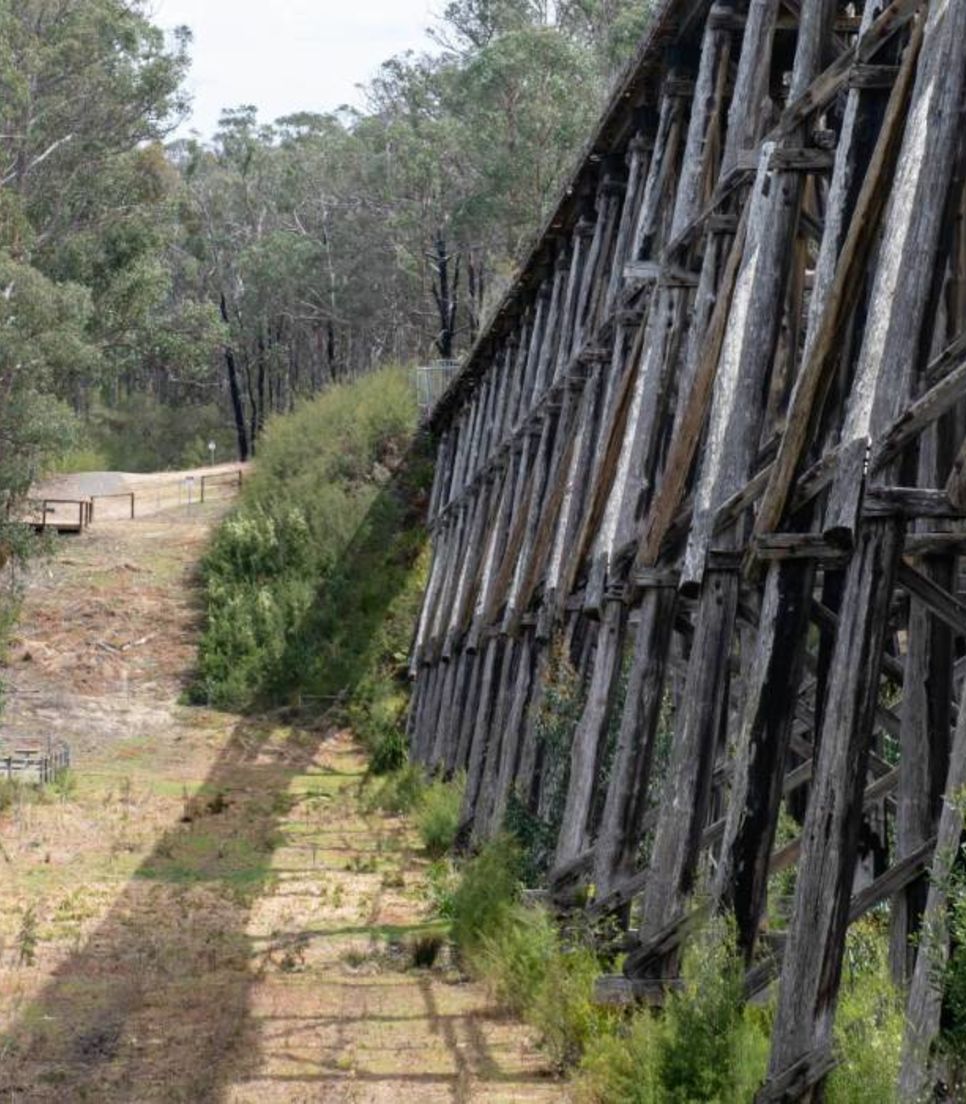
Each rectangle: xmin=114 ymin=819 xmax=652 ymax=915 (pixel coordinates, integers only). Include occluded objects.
xmin=409 ymin=0 xmax=966 ymax=1097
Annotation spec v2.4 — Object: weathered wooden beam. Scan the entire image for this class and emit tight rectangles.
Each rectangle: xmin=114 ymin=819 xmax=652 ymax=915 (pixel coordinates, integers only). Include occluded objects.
xmin=593 ymin=587 xmax=677 ymax=891
xmin=897 ymin=560 xmax=966 ymax=639
xmin=754 ymin=13 xmax=923 ymax=537
xmin=899 ymin=692 xmax=966 ymax=1098
xmin=714 ymin=559 xmax=815 ymax=959
xmin=635 ymin=568 xmax=738 ymax=951
xmin=555 ymin=601 xmax=627 ymax=864
xmin=765 ymin=519 xmax=903 ymax=1097
xmin=865 ymin=486 xmax=966 ymax=520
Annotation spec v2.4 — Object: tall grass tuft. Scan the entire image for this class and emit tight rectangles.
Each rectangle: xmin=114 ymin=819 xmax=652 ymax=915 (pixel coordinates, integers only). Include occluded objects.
xmin=417 ymin=776 xmax=465 ymax=857
xmin=577 ymin=917 xmax=769 ymax=1103
xmin=825 ymin=918 xmax=903 ymax=1104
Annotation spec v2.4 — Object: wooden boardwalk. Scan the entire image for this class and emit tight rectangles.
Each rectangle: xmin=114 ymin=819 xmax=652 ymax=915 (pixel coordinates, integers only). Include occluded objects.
xmin=409 ymin=1 xmax=966 ymax=1097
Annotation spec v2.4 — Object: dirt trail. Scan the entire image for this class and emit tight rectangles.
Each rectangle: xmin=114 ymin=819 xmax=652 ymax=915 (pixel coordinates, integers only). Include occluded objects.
xmin=0 ymin=503 xmax=559 ymax=1102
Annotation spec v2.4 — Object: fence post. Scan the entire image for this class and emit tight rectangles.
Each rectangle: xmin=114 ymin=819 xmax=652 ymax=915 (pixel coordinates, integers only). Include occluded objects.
xmin=201 ymin=475 xmax=206 ymax=504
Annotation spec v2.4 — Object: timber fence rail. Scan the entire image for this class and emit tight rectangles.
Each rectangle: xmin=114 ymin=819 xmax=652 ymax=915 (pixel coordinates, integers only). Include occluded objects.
xmin=2 ymin=739 xmax=71 ymax=785
xmin=408 ymin=1 xmax=966 ymax=1098
xmin=30 ymin=467 xmax=246 ymax=529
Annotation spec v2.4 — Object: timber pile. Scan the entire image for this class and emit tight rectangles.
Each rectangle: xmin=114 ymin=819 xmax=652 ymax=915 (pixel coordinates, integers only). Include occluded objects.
xmin=409 ymin=0 xmax=966 ymax=1097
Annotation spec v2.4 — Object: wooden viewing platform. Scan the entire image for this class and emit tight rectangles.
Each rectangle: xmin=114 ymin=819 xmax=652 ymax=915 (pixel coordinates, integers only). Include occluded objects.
xmin=409 ymin=0 xmax=966 ymax=1097
xmin=1 ymin=739 xmax=71 ymax=786
xmin=25 ymin=466 xmax=246 ymax=534
xmin=33 ymin=499 xmax=93 ymax=535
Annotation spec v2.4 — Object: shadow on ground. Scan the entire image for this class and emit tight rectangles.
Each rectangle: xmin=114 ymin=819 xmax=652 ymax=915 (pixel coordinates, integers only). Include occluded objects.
xmin=0 ymin=449 xmax=543 ymax=1102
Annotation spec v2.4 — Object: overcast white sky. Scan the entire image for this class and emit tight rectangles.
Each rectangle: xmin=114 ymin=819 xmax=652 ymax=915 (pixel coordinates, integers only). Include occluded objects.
xmin=151 ymin=1 xmax=440 ymax=139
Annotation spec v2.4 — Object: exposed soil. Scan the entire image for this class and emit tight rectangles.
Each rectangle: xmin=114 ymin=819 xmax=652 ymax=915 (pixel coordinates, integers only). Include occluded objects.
xmin=0 ymin=495 xmax=560 ymax=1102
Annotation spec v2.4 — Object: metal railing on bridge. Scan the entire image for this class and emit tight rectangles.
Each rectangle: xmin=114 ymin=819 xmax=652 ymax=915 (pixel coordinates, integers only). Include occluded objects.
xmin=415 ymin=361 xmax=461 ymax=418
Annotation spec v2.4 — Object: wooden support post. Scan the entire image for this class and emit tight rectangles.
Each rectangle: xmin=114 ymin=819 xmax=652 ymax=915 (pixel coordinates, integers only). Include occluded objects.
xmin=635 ymin=569 xmax=738 ymax=953
xmin=554 ymin=600 xmax=626 ymax=866
xmin=460 ymin=636 xmax=505 ymax=824
xmin=763 ymin=519 xmax=903 ymax=1100
xmin=756 ymin=9 xmax=922 ymax=537
xmin=476 ymin=629 xmax=537 ymax=839
xmin=898 ymin=684 xmax=966 ymax=1099
xmin=713 ymin=559 xmax=815 ymax=958
xmin=593 ymin=586 xmax=677 ymax=892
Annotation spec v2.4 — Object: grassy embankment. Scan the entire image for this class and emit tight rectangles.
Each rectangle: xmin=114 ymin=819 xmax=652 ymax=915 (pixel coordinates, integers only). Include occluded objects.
xmin=193 ymin=366 xmax=912 ymax=1102
xmin=192 ymin=365 xmax=431 ymax=745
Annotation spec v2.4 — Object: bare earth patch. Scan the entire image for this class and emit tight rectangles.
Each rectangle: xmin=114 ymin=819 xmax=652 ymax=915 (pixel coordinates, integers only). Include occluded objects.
xmin=0 ymin=504 xmax=560 ymax=1102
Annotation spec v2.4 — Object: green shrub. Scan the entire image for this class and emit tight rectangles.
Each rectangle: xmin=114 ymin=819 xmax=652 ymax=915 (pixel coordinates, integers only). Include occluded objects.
xmin=530 ymin=941 xmax=614 ymax=1071
xmin=826 ymin=919 xmax=903 ymax=1104
xmin=46 ymin=445 xmax=111 ymax=474
xmin=417 ymin=776 xmax=464 ymax=857
xmin=450 ymin=836 xmax=523 ymax=957
xmin=81 ymin=395 xmax=236 ymax=473
xmin=577 ymin=1013 xmax=661 ymax=1104
xmin=369 ymin=728 xmax=408 ymax=776
xmin=656 ymin=919 xmax=768 ymax=1101
xmin=472 ymin=903 xmax=558 ymax=1016
xmin=364 ymin=763 xmax=426 ymax=816
xmin=426 ymin=858 xmax=461 ymax=920
xmin=577 ymin=917 xmax=769 ymax=1103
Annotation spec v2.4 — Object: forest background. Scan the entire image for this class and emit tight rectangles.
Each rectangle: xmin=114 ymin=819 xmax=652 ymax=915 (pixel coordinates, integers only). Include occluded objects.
xmin=0 ymin=0 xmax=655 ymax=497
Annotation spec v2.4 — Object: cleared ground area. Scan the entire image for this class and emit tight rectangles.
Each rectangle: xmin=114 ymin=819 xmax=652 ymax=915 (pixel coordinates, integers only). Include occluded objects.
xmin=0 ymin=497 xmax=558 ymax=1102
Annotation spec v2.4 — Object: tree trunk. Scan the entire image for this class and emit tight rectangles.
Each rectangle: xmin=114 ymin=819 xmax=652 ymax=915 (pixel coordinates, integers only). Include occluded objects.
xmin=220 ymin=293 xmax=249 ymax=462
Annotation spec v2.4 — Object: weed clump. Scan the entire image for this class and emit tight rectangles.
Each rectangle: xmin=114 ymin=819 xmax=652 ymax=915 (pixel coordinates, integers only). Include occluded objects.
xmin=417 ymin=776 xmax=464 ymax=857
xmin=364 ymin=764 xmax=425 ymax=816
xmin=449 ymin=836 xmax=523 ymax=957
xmin=368 ymin=728 xmax=407 ymax=776
xmin=577 ymin=918 xmax=768 ymax=1103
xmin=16 ymin=905 xmax=39 ymax=967
xmin=441 ymin=836 xmax=615 ymax=1071
xmin=825 ymin=918 xmax=904 ymax=1103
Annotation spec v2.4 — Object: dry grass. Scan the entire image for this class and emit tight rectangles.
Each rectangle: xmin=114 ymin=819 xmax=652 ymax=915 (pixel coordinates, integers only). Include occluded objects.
xmin=0 ymin=503 xmax=559 ymax=1102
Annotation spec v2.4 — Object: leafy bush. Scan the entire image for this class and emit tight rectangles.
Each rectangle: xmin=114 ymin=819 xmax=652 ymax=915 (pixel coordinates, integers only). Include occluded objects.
xmin=529 ymin=941 xmax=614 ymax=1071
xmin=826 ymin=919 xmax=904 ymax=1104
xmin=426 ymin=858 xmax=461 ymax=920
xmin=577 ymin=918 xmax=769 ymax=1103
xmin=46 ymin=445 xmax=111 ymax=475
xmin=450 ymin=836 xmax=524 ymax=957
xmin=655 ymin=919 xmax=769 ymax=1102
xmin=473 ymin=903 xmax=558 ymax=1015
xmin=444 ymin=836 xmax=615 ymax=1071
xmin=576 ymin=1013 xmax=661 ymax=1104
xmin=368 ymin=728 xmax=408 ymax=776
xmin=364 ymin=763 xmax=426 ymax=816
xmin=417 ymin=777 xmax=465 ymax=857
xmin=82 ymin=395 xmax=237 ymax=473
